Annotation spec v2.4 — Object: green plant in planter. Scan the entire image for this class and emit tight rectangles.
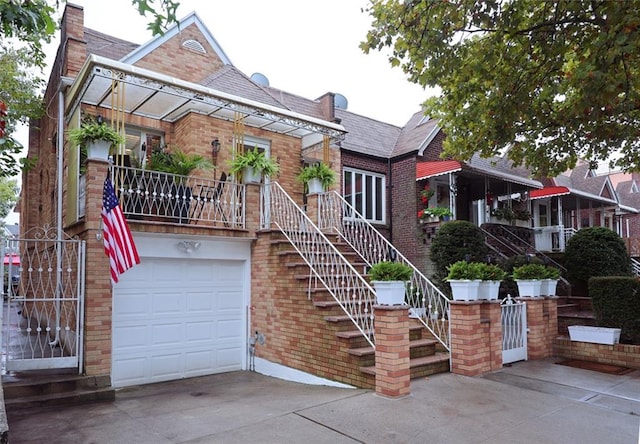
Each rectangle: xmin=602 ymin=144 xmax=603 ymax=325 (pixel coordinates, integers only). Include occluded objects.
xmin=296 ymin=162 xmax=337 ymax=192
xmin=424 ymin=206 xmax=453 ymax=218
xmin=478 ymin=263 xmax=507 ymax=281
xmin=229 ymin=147 xmax=279 ymax=178
xmin=148 ymin=147 xmax=214 ymax=178
xmin=544 ymin=266 xmax=561 ymax=279
xmin=445 ymin=261 xmax=483 ymax=280
xmin=368 ymin=261 xmax=413 ymax=281
xmin=512 ymin=263 xmax=548 ymax=280
xmin=68 ymin=116 xmax=124 ymax=149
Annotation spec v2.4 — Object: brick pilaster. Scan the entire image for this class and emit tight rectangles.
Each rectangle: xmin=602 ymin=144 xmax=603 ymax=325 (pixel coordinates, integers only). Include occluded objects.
xmin=374 ymin=304 xmax=410 ymax=398
xmin=450 ymin=300 xmax=502 ymax=376
xmin=244 ymin=182 xmax=261 ymax=234
xmin=521 ymin=297 xmax=556 ymax=359
xmin=305 ymin=193 xmax=319 ymax=225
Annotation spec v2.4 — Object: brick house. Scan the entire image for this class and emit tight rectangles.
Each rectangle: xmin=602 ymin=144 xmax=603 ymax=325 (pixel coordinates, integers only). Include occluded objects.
xmin=17 ymin=4 xmax=457 ymax=390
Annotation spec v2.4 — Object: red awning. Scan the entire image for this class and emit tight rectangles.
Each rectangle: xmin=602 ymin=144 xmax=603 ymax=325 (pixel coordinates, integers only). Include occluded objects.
xmin=3 ymin=254 xmax=19 ymax=265
xmin=416 ymin=160 xmax=462 ymax=181
xmin=530 ymin=186 xmax=571 ymax=200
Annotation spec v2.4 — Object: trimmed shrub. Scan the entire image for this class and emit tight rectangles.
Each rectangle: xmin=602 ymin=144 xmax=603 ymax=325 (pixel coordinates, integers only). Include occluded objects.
xmin=430 ymin=221 xmax=488 ymax=278
xmin=590 ymin=276 xmax=640 ymax=344
xmin=564 ymin=227 xmax=631 ymax=291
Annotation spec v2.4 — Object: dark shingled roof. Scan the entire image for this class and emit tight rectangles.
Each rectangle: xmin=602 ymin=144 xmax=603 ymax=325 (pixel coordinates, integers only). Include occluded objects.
xmin=84 ymin=28 xmax=139 ymax=60
xmin=393 ymin=111 xmax=439 ymax=158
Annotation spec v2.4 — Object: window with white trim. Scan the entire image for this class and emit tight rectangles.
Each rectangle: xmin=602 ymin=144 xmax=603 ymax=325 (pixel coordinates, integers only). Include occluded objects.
xmin=343 ymin=168 xmax=385 ymax=223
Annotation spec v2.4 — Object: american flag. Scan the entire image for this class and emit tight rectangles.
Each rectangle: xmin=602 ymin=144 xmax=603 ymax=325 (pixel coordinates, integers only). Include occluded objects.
xmin=102 ymin=177 xmax=140 ymax=284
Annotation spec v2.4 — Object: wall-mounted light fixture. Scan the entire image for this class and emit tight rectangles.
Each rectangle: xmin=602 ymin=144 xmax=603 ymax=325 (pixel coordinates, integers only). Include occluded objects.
xmin=177 ymin=240 xmax=201 ymax=254
xmin=211 ymin=138 xmax=221 ymax=164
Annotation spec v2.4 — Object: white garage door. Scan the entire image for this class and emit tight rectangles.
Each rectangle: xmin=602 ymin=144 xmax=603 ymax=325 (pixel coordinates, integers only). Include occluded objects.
xmin=112 ymin=257 xmax=245 ymax=387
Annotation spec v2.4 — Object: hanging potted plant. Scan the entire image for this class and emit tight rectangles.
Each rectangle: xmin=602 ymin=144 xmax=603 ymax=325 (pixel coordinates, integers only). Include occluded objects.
xmin=68 ymin=116 xmax=124 ymax=161
xmin=477 ymin=263 xmax=507 ymax=301
xmin=540 ymin=266 xmax=561 ymax=296
xmin=512 ymin=263 xmax=547 ymax=297
xmin=368 ymin=261 xmax=413 ymax=305
xmin=229 ymin=147 xmax=279 ymax=184
xmin=297 ymin=162 xmax=337 ymax=194
xmin=446 ymin=260 xmax=483 ymax=301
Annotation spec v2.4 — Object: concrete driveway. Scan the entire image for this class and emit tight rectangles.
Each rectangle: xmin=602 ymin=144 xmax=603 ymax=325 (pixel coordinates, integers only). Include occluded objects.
xmin=6 ymin=358 xmax=640 ymax=443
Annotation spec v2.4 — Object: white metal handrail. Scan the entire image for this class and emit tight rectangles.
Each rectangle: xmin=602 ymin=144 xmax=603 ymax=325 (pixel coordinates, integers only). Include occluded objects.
xmin=631 ymin=258 xmax=640 ymax=277
xmin=263 ymin=183 xmax=376 ymax=348
xmin=111 ymin=166 xmax=245 ymax=228
xmin=317 ymin=191 xmax=450 ymax=350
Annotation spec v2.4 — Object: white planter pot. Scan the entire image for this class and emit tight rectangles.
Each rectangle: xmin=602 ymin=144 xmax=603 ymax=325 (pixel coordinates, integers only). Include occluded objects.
xmin=568 ymin=326 xmax=621 ymax=345
xmin=540 ymin=279 xmax=559 ymax=296
xmin=515 ymin=279 xmax=542 ymax=297
xmin=478 ymin=280 xmax=500 ymax=300
xmin=87 ymin=140 xmax=111 ymax=160
xmin=448 ymin=279 xmax=481 ymax=301
xmin=242 ymin=166 xmax=262 ymax=184
xmin=307 ymin=178 xmax=324 ymax=194
xmin=372 ymin=281 xmax=407 ymax=305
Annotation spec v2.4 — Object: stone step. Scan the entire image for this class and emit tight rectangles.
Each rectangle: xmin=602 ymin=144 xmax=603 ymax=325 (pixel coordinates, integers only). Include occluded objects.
xmin=348 ymin=338 xmax=438 ymax=358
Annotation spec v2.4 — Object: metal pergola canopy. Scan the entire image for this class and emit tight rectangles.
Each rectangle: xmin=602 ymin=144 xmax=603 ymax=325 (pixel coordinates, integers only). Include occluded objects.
xmin=65 ymin=55 xmax=346 ymax=144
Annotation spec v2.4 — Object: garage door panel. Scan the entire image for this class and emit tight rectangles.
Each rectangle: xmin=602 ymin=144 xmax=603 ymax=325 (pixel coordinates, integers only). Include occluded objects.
xmin=186 ymin=291 xmax=215 ymax=312
xmin=151 ymin=323 xmax=184 ymax=346
xmin=113 ymin=257 xmax=245 ymax=387
xmin=153 ymin=292 xmax=183 ymax=314
xmin=186 ymin=321 xmax=214 ymax=341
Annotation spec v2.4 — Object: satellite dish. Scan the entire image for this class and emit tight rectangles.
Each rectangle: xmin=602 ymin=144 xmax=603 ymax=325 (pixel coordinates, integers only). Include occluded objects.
xmin=334 ymin=93 xmax=348 ymax=110
xmin=250 ymin=72 xmax=269 ymax=86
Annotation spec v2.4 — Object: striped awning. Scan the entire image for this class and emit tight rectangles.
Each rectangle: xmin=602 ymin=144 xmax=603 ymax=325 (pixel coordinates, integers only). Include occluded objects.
xmin=530 ymin=186 xmax=571 ymax=200
xmin=416 ymin=160 xmax=462 ymax=181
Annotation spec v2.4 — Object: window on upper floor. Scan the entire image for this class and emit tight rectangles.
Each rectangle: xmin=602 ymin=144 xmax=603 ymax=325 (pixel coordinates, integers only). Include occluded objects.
xmin=343 ymin=168 xmax=385 ymax=224
xmin=122 ymin=127 xmax=163 ymax=168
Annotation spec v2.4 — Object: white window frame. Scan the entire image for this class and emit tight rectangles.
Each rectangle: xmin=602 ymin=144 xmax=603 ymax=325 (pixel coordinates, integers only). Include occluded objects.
xmin=343 ymin=167 xmax=386 ymax=224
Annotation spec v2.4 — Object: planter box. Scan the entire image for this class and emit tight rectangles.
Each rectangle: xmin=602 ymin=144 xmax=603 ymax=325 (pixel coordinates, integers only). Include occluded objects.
xmin=372 ymin=281 xmax=407 ymax=305
xmin=87 ymin=140 xmax=111 ymax=160
xmin=307 ymin=178 xmax=324 ymax=194
xmin=478 ymin=280 xmax=500 ymax=300
xmin=540 ymin=279 xmax=558 ymax=296
xmin=448 ymin=279 xmax=480 ymax=301
xmin=568 ymin=325 xmax=621 ymax=345
xmin=515 ymin=279 xmax=542 ymax=297
xmin=242 ymin=166 xmax=262 ymax=184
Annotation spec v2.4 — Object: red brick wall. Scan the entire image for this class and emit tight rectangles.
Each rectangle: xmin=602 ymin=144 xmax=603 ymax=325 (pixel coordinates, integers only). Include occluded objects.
xmin=554 ymin=338 xmax=640 ymax=370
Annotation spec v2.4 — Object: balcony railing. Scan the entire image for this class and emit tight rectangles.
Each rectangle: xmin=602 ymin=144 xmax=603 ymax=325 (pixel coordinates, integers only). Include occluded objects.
xmin=111 ymin=166 xmax=245 ymax=228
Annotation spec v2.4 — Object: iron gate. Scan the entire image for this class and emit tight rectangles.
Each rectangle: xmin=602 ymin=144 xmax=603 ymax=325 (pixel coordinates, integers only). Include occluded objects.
xmin=501 ymin=295 xmax=527 ymax=364
xmin=1 ymin=226 xmax=85 ymax=373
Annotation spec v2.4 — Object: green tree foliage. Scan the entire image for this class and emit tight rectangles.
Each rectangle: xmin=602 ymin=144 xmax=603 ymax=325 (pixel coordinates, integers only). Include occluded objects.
xmin=0 ymin=176 xmax=19 ymax=228
xmin=429 ymin=220 xmax=487 ymax=278
xmin=0 ymin=0 xmax=181 ymax=177
xmin=564 ymin=227 xmax=631 ymax=288
xmin=362 ymin=1 xmax=640 ymax=176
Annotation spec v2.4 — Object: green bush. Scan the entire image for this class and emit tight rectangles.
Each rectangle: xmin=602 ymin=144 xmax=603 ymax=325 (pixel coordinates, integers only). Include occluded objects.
xmin=590 ymin=276 xmax=640 ymax=344
xmin=512 ymin=263 xmax=548 ymax=280
xmin=477 ymin=263 xmax=507 ymax=281
xmin=430 ymin=221 xmax=488 ymax=278
xmin=564 ymin=227 xmax=631 ymax=290
xmin=445 ymin=261 xmax=483 ymax=280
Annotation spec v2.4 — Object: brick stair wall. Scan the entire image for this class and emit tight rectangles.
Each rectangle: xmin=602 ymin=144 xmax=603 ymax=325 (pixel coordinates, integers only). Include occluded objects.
xmin=250 ymin=230 xmax=449 ymax=389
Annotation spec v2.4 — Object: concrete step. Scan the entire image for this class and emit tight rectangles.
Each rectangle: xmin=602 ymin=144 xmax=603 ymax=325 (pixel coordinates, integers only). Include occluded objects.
xmin=3 ymin=374 xmax=115 ymax=411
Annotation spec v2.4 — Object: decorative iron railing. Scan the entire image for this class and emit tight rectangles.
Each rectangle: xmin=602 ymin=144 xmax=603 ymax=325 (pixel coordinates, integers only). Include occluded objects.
xmin=111 ymin=166 xmax=244 ymax=228
xmin=263 ymin=183 xmax=376 ymax=348
xmin=317 ymin=191 xmax=450 ymax=350
xmin=631 ymin=257 xmax=640 ymax=277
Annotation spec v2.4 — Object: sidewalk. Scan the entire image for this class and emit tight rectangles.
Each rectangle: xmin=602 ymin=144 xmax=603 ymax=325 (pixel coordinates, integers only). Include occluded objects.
xmin=6 ymin=358 xmax=640 ymax=443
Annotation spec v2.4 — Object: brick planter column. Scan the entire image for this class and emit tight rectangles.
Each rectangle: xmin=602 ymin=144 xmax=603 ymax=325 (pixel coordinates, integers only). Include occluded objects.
xmin=450 ymin=300 xmax=503 ymax=376
xmin=244 ymin=183 xmax=262 ymax=233
xmin=305 ymin=193 xmax=319 ymax=225
xmin=521 ymin=297 xmax=556 ymax=359
xmin=374 ymin=304 xmax=410 ymax=398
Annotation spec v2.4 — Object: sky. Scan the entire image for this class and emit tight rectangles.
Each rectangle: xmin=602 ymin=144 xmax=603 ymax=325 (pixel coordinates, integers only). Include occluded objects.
xmin=6 ymin=0 xmax=435 ymax=225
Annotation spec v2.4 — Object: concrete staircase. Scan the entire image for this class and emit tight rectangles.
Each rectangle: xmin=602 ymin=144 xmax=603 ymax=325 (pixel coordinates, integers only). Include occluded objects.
xmin=2 ymin=370 xmax=114 ymax=413
xmin=274 ymin=233 xmax=450 ymax=386
xmin=557 ymin=296 xmax=595 ymax=335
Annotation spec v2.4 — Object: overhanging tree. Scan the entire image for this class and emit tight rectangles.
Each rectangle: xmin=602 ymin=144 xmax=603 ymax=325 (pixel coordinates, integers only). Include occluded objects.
xmin=361 ymin=0 xmax=640 ymax=176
